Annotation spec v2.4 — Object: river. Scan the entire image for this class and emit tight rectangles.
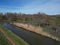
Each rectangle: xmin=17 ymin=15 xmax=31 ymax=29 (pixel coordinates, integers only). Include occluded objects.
xmin=3 ymin=22 xmax=60 ymax=45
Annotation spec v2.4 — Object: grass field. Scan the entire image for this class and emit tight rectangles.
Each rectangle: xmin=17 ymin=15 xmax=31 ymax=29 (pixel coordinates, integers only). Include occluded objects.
xmin=0 ymin=32 xmax=11 ymax=45
xmin=0 ymin=24 xmax=29 ymax=45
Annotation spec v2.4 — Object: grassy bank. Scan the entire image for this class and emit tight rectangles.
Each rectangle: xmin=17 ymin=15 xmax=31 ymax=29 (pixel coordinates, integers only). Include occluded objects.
xmin=0 ymin=24 xmax=29 ymax=45
xmin=0 ymin=32 xmax=11 ymax=45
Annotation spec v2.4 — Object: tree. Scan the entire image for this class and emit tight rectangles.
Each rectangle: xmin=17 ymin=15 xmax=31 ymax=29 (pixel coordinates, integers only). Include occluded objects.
xmin=0 ymin=13 xmax=3 ymax=21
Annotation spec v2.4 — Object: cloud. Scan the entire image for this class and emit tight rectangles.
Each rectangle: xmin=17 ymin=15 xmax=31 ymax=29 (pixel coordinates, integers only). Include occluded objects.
xmin=20 ymin=0 xmax=60 ymax=15
xmin=0 ymin=0 xmax=60 ymax=15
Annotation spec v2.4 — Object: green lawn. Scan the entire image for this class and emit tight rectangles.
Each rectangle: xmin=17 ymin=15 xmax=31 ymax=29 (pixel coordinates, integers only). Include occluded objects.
xmin=0 ymin=24 xmax=29 ymax=45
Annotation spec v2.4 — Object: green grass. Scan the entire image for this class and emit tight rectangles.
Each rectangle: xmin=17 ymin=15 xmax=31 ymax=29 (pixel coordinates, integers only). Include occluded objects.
xmin=14 ymin=20 xmax=36 ymax=23
xmin=0 ymin=24 xmax=29 ymax=45
xmin=0 ymin=32 xmax=11 ymax=45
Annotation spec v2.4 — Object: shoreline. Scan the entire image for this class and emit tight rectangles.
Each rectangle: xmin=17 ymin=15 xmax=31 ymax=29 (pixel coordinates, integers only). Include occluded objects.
xmin=12 ymin=22 xmax=60 ymax=41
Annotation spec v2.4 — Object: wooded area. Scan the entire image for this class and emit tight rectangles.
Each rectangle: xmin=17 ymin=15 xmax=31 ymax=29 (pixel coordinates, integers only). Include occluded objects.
xmin=0 ymin=13 xmax=60 ymax=27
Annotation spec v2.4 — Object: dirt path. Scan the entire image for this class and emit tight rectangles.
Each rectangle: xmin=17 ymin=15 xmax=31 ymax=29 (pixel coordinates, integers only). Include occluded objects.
xmin=0 ymin=28 xmax=16 ymax=45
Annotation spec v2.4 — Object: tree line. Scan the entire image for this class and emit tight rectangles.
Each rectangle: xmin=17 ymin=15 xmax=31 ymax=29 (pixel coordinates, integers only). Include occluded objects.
xmin=0 ymin=12 xmax=60 ymax=27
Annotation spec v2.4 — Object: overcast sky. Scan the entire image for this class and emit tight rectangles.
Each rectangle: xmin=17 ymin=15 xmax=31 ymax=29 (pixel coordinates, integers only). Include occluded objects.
xmin=0 ymin=0 xmax=60 ymax=15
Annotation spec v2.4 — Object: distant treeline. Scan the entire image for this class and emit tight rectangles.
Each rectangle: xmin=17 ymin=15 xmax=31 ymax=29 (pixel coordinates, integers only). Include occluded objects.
xmin=0 ymin=12 xmax=60 ymax=27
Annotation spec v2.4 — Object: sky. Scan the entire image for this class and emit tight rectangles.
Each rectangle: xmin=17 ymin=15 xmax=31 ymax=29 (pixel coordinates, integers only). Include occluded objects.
xmin=0 ymin=0 xmax=60 ymax=15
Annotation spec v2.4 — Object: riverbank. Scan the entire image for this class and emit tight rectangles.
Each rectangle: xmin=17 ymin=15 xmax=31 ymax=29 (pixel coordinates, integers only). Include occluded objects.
xmin=0 ymin=31 xmax=11 ymax=45
xmin=3 ymin=22 xmax=60 ymax=45
xmin=0 ymin=27 xmax=16 ymax=45
xmin=0 ymin=24 xmax=29 ymax=45
xmin=13 ymin=23 xmax=60 ymax=41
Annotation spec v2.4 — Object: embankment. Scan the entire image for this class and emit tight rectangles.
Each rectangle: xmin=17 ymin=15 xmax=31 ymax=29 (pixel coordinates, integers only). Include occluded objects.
xmin=13 ymin=23 xmax=60 ymax=41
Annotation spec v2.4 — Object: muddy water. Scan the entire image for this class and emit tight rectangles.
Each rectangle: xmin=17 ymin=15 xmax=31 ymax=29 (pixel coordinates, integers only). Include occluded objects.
xmin=3 ymin=22 xmax=60 ymax=45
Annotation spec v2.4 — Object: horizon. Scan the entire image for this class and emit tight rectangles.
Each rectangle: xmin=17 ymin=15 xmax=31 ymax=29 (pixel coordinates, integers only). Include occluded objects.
xmin=0 ymin=0 xmax=60 ymax=15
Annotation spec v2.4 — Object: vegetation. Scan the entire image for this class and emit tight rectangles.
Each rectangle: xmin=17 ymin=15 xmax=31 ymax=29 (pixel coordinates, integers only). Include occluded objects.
xmin=0 ymin=12 xmax=60 ymax=45
xmin=0 ymin=13 xmax=60 ymax=23
xmin=0 ymin=12 xmax=60 ymax=33
xmin=0 ymin=24 xmax=29 ymax=45
xmin=0 ymin=32 xmax=11 ymax=45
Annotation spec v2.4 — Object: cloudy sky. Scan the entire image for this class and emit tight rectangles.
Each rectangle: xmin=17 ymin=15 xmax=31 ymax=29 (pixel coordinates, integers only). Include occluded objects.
xmin=0 ymin=0 xmax=60 ymax=15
